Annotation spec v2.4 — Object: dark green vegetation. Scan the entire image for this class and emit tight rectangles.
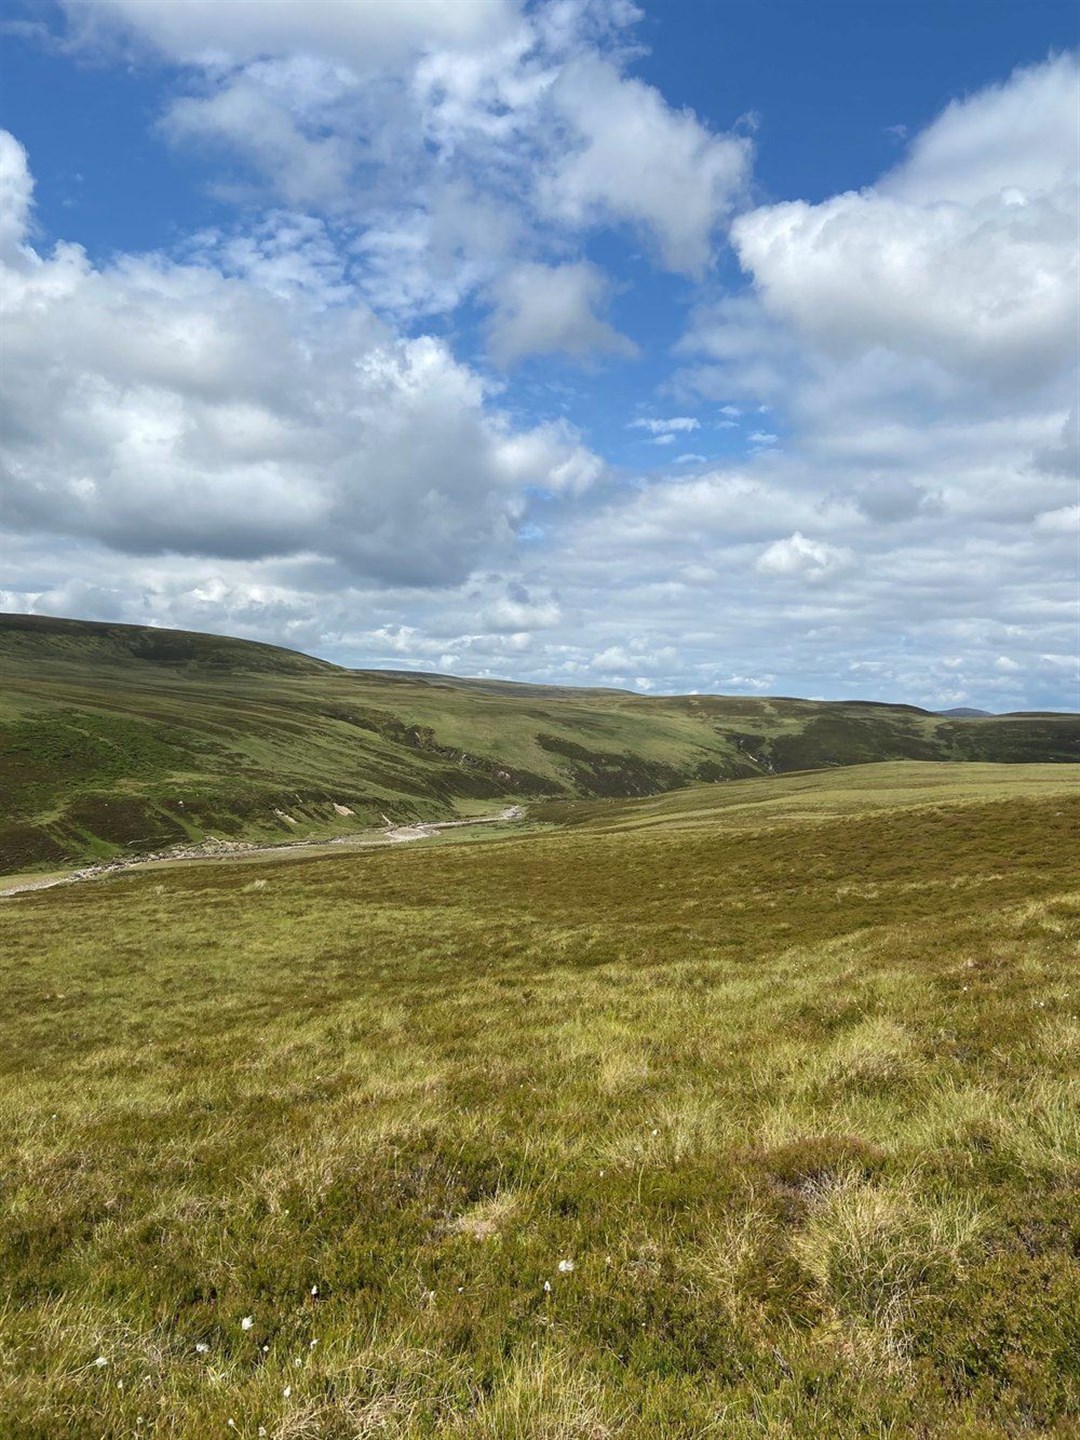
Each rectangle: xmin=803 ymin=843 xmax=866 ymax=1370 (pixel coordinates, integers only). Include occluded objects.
xmin=2 ymin=613 xmax=1077 ymax=872
xmin=3 ymin=762 xmax=1078 ymax=1437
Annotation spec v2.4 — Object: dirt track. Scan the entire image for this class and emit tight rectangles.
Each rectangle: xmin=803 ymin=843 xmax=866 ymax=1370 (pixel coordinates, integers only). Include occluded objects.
xmin=0 ymin=806 xmax=526 ymax=898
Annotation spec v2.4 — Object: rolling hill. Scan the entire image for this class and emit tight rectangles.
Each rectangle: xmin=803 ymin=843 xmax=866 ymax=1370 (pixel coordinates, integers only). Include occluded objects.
xmin=2 ymin=611 xmax=1077 ymax=872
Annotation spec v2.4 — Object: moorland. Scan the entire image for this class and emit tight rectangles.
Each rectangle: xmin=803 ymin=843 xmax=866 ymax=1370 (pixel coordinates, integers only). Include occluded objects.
xmin=3 ymin=754 xmax=1078 ymax=1437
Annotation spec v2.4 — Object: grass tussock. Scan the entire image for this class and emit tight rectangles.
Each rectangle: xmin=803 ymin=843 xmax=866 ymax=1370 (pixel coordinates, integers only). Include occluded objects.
xmin=792 ymin=1177 xmax=986 ymax=1354
xmin=1 ymin=764 xmax=1078 ymax=1436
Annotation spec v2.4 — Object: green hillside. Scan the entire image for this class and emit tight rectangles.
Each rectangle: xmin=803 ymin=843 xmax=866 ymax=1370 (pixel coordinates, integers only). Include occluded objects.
xmin=2 ymin=611 xmax=1077 ymax=872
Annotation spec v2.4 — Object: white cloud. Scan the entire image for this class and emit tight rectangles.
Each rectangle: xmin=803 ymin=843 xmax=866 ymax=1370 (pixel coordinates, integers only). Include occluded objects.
xmin=630 ymin=416 xmax=700 ymax=435
xmin=563 ymin=469 xmax=850 ymax=557
xmin=491 ymin=417 xmax=605 ymax=496
xmin=185 ymin=212 xmax=354 ymax=307
xmin=353 ymin=186 xmax=523 ymax=318
xmin=162 ymin=62 xmax=357 ymax=209
xmin=664 ymin=53 xmax=1079 ymax=699
xmin=483 ymin=588 xmax=562 ymax=631
xmin=675 ymin=293 xmax=797 ymax=406
xmin=540 ymin=55 xmax=751 ymax=274
xmin=0 ymin=132 xmax=603 ymax=587
xmin=883 ymin=53 xmax=1080 ymax=207
xmin=733 ymin=187 xmax=1078 ymax=390
xmin=728 ymin=673 xmax=773 ymax=692
xmin=1034 ymin=503 xmax=1080 ymax=534
xmin=756 ymin=533 xmax=855 ymax=585
xmin=60 ymin=0 xmax=751 ymax=315
xmin=1036 ymin=404 xmax=1080 ymax=476
xmin=60 ymin=0 xmax=519 ymax=68
xmin=0 ymin=129 xmax=34 ymax=263
xmin=486 ymin=260 xmax=636 ymax=365
xmin=731 ymin=56 xmax=1079 ymax=390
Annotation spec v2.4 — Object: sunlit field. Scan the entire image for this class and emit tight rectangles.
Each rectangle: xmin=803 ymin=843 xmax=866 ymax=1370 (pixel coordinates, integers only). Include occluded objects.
xmin=3 ymin=763 xmax=1078 ymax=1438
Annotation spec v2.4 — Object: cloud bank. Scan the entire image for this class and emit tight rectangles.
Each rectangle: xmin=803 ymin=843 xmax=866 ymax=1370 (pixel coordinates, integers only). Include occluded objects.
xmin=1 ymin=7 xmax=1077 ymax=711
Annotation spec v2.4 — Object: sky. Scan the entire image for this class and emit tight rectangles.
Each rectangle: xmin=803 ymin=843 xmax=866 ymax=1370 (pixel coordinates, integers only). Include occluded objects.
xmin=1 ymin=0 xmax=1078 ymax=712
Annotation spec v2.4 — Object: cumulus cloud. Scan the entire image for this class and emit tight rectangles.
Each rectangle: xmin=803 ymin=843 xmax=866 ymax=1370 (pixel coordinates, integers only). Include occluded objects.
xmin=57 ymin=0 xmax=749 ymax=312
xmin=0 ymin=129 xmax=33 ymax=262
xmin=733 ymin=186 xmax=1077 ymax=389
xmin=539 ymin=55 xmax=751 ymax=274
xmin=486 ymin=260 xmax=636 ymax=365
xmin=493 ymin=418 xmax=605 ymax=495
xmin=730 ymin=55 xmax=1079 ymax=390
xmin=672 ymin=54 xmax=1079 ymax=674
xmin=482 ymin=585 xmax=562 ymax=631
xmin=0 ymin=132 xmax=604 ymax=587
xmin=1034 ymin=503 xmax=1080 ymax=535
xmin=883 ymin=53 xmax=1080 ymax=207
xmin=59 ymin=0 xmax=519 ymax=68
xmin=756 ymin=533 xmax=855 ymax=585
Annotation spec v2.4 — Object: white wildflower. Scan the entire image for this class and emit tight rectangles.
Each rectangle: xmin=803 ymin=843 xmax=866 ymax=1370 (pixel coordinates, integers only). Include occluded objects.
xmin=94 ymin=1356 xmax=108 ymax=1367
xmin=241 ymin=1316 xmax=254 ymax=1331
xmin=284 ymin=1385 xmax=292 ymax=1398
xmin=558 ymin=1259 xmax=575 ymax=1273
xmin=309 ymin=1339 xmax=318 ymax=1349
xmin=310 ymin=1285 xmax=318 ymax=1296
xmin=543 ymin=1280 xmax=551 ymax=1293
xmin=195 ymin=1343 xmax=209 ymax=1354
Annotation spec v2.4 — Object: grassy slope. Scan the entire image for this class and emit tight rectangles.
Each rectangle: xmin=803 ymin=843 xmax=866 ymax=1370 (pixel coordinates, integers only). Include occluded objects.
xmin=2 ymin=612 xmax=1078 ymax=872
xmin=2 ymin=762 xmax=1077 ymax=1437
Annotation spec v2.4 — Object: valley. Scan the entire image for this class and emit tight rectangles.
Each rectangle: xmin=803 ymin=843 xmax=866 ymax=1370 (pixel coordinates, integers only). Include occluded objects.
xmin=3 ymin=613 xmax=1076 ymax=874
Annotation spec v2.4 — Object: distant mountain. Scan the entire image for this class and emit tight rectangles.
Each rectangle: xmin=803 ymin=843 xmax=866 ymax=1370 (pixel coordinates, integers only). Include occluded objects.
xmin=2 ymin=612 xmax=1078 ymax=872
xmin=938 ymin=707 xmax=993 ymax=718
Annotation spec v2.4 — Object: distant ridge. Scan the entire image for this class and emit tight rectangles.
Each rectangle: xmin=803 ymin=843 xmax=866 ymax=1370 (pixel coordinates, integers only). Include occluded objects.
xmin=0 ymin=610 xmax=334 ymax=675
xmin=938 ymin=707 xmax=994 ymax=718
xmin=2 ymin=612 xmax=1077 ymax=871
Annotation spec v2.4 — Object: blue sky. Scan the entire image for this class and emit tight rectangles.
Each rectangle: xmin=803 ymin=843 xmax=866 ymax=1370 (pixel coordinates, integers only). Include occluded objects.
xmin=1 ymin=0 xmax=1077 ymax=710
